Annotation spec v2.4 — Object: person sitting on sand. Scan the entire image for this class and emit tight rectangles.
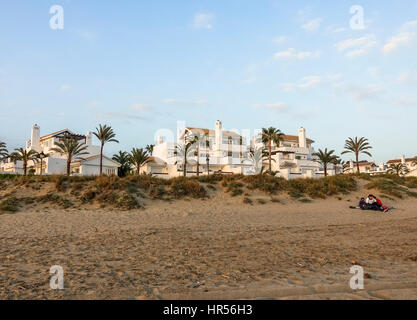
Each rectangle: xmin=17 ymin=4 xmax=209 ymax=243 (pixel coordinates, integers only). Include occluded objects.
xmin=375 ymin=196 xmax=389 ymax=212
xmin=359 ymin=197 xmax=367 ymax=210
xmin=364 ymin=194 xmax=389 ymax=212
xmin=365 ymin=194 xmax=379 ymax=210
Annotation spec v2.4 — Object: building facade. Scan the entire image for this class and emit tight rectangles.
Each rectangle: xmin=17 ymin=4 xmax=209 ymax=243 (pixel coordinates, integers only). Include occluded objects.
xmin=0 ymin=125 xmax=120 ymax=176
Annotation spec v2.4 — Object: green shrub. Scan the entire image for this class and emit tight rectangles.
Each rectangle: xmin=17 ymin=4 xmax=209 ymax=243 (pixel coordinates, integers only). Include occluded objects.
xmin=148 ymin=185 xmax=167 ymax=199
xmin=116 ymin=192 xmax=142 ymax=210
xmin=365 ymin=179 xmax=405 ymax=198
xmin=169 ymin=177 xmax=207 ymax=199
xmin=0 ymin=197 xmax=19 ymax=213
xmin=243 ymin=197 xmax=253 ymax=205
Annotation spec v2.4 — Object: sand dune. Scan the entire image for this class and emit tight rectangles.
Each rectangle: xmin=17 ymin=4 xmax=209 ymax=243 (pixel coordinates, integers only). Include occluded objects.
xmin=1 ymin=186 xmax=417 ymax=300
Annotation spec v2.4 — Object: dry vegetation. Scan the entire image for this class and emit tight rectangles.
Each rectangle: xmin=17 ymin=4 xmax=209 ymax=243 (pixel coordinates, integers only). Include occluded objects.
xmin=0 ymin=173 xmax=416 ymax=214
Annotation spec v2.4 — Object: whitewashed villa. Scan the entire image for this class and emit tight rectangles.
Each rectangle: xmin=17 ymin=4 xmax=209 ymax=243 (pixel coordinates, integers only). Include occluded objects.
xmin=250 ymin=127 xmax=342 ymax=179
xmin=387 ymin=155 xmax=417 ymax=177
xmin=3 ymin=121 xmax=413 ymax=179
xmin=143 ymin=121 xmax=340 ymax=179
xmin=0 ymin=125 xmax=120 ymax=176
xmin=343 ymin=160 xmax=387 ymax=175
xmin=144 ymin=120 xmax=252 ymax=177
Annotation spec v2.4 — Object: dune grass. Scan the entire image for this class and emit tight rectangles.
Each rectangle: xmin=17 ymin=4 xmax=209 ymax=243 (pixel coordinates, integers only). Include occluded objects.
xmin=364 ymin=175 xmax=417 ymax=198
xmin=7 ymin=172 xmax=417 ymax=213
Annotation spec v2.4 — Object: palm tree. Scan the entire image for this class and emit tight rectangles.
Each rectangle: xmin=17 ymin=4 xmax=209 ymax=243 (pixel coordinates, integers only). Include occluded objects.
xmin=261 ymin=127 xmax=284 ymax=172
xmin=312 ymin=148 xmax=338 ymax=177
xmin=93 ymin=124 xmax=119 ymax=175
xmin=145 ymin=144 xmax=155 ymax=156
xmin=189 ymin=131 xmax=205 ymax=177
xmin=36 ymin=151 xmax=49 ymax=175
xmin=50 ymin=138 xmax=89 ymax=176
xmin=174 ymin=136 xmax=197 ymax=177
xmin=129 ymin=148 xmax=150 ymax=175
xmin=341 ymin=137 xmax=372 ymax=174
xmin=0 ymin=141 xmax=8 ymax=161
xmin=332 ymin=157 xmax=344 ymax=175
xmin=388 ymin=163 xmax=408 ymax=176
xmin=205 ymin=134 xmax=210 ymax=175
xmin=10 ymin=148 xmax=38 ymax=176
xmin=112 ymin=151 xmax=132 ymax=177
xmin=244 ymin=146 xmax=265 ymax=174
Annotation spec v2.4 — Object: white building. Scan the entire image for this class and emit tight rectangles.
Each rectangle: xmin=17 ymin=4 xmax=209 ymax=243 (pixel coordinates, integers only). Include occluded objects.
xmin=146 ymin=122 xmax=333 ymax=179
xmin=149 ymin=120 xmax=252 ymax=177
xmin=343 ymin=160 xmax=387 ymax=175
xmin=0 ymin=125 xmax=120 ymax=176
xmin=387 ymin=155 xmax=417 ymax=177
xmin=251 ymin=127 xmax=337 ymax=179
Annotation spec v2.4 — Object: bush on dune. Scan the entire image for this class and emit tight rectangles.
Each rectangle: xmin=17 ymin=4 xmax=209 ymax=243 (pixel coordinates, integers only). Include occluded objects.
xmin=169 ymin=177 xmax=207 ymax=199
xmin=364 ymin=175 xmax=417 ymax=198
xmin=0 ymin=196 xmax=19 ymax=213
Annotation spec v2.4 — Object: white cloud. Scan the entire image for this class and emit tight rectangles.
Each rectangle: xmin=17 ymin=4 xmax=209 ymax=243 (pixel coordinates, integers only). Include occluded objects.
xmin=280 ymin=74 xmax=341 ymax=92
xmin=347 ymin=84 xmax=383 ymax=101
xmin=401 ymin=20 xmax=417 ymax=31
xmin=244 ymin=78 xmax=256 ymax=84
xmin=60 ymin=84 xmax=71 ymax=91
xmin=330 ymin=27 xmax=346 ymax=34
xmin=193 ymin=13 xmax=215 ymax=30
xmin=396 ymin=72 xmax=417 ymax=84
xmin=301 ymin=18 xmax=322 ymax=32
xmin=75 ymin=29 xmax=95 ymax=40
xmin=273 ymin=36 xmax=287 ymax=45
xmin=334 ymin=34 xmax=377 ymax=57
xmin=87 ymin=100 xmax=101 ymax=109
xmin=163 ymin=98 xmax=206 ymax=106
xmin=394 ymin=96 xmax=417 ymax=107
xmin=274 ymin=48 xmax=321 ymax=60
xmin=254 ymin=102 xmax=290 ymax=113
xmin=131 ymin=103 xmax=152 ymax=111
xmin=383 ymin=32 xmax=415 ymax=54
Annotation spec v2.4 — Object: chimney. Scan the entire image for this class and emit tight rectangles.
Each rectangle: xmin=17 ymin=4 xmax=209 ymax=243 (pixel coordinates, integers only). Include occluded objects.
xmin=31 ymin=124 xmax=41 ymax=152
xmin=215 ymin=120 xmax=222 ymax=154
xmin=379 ymin=162 xmax=385 ymax=171
xmin=157 ymin=136 xmax=164 ymax=145
xmin=86 ymin=132 xmax=93 ymax=146
xmin=401 ymin=154 xmax=406 ymax=165
xmin=298 ymin=127 xmax=307 ymax=148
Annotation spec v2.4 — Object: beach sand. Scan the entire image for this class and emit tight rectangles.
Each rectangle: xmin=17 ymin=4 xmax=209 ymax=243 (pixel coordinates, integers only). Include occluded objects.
xmin=1 ymin=186 xmax=417 ymax=300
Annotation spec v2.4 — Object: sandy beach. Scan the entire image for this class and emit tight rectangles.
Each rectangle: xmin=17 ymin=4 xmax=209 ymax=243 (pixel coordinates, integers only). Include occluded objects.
xmin=1 ymin=183 xmax=417 ymax=300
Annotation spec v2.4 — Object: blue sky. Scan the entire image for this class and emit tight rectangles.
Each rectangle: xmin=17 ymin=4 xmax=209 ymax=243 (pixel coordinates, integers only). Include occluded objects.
xmin=1 ymin=0 xmax=417 ymax=162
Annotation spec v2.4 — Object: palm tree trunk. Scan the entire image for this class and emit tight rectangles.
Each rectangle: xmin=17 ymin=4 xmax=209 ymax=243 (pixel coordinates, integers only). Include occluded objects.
xmin=100 ymin=144 xmax=104 ymax=175
xmin=356 ymin=153 xmax=360 ymax=174
xmin=324 ymin=164 xmax=328 ymax=177
xmin=23 ymin=162 xmax=27 ymax=176
xmin=196 ymin=146 xmax=200 ymax=177
xmin=183 ymin=154 xmax=187 ymax=177
xmin=67 ymin=160 xmax=71 ymax=176
xmin=268 ymin=140 xmax=272 ymax=172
